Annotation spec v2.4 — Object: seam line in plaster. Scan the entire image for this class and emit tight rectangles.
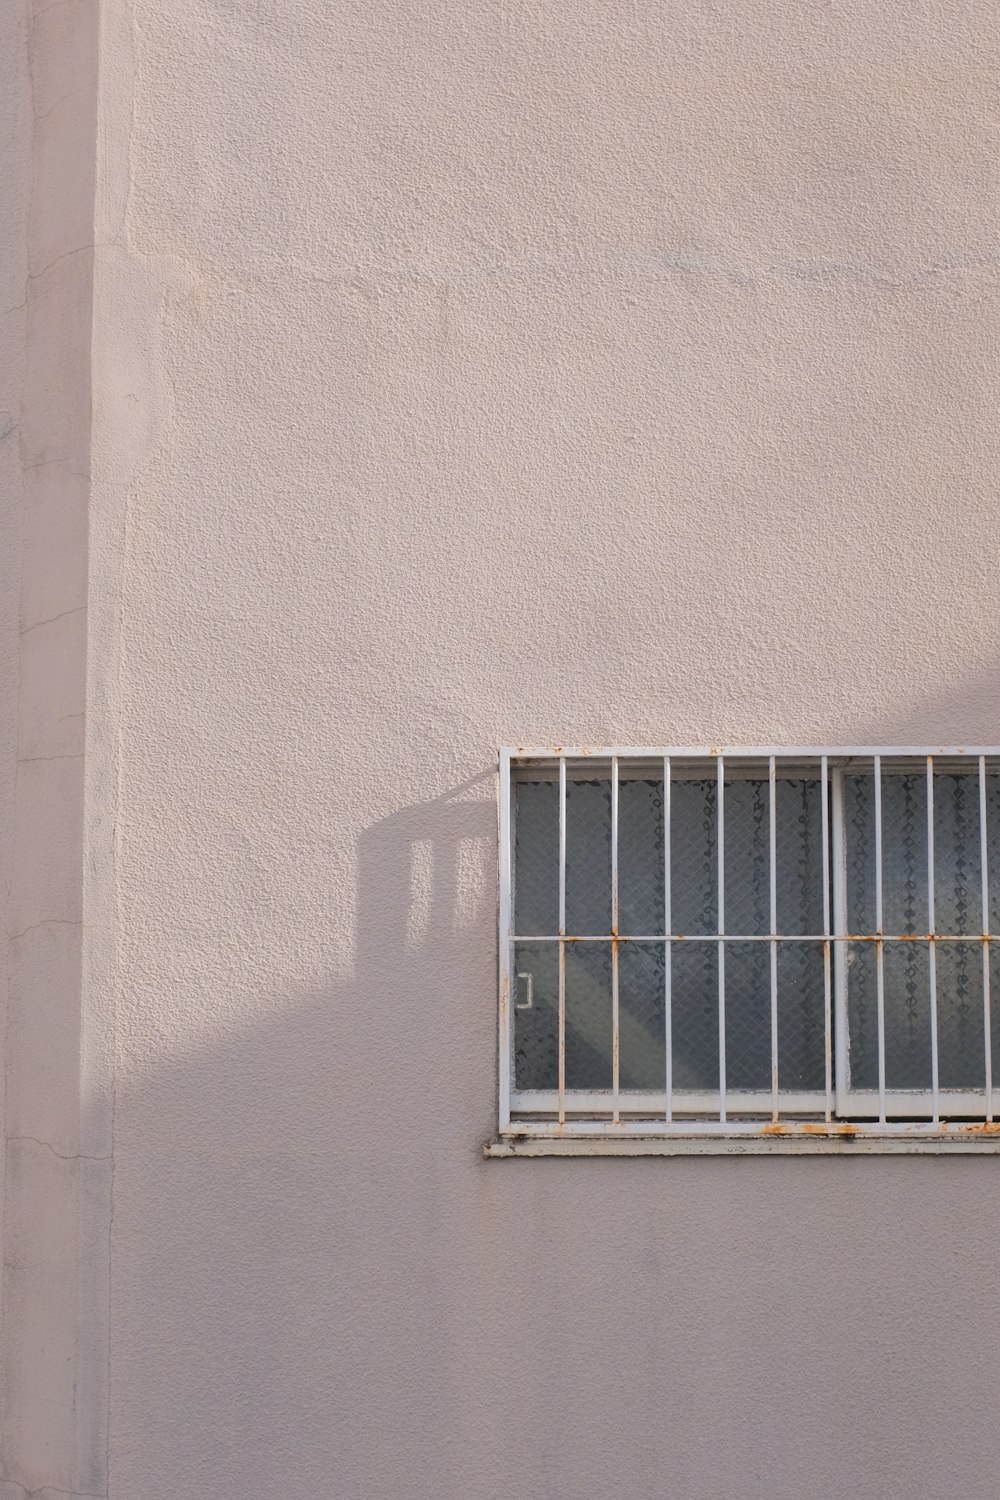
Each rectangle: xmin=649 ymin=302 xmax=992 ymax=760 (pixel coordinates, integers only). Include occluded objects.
xmin=21 ymin=459 xmax=88 ymax=476
xmin=8 ymin=920 xmax=80 ymax=943
xmin=0 ymin=1480 xmax=105 ymax=1500
xmin=205 ymin=248 xmax=1000 ymax=299
xmin=27 ymin=244 xmax=95 ymax=283
xmin=16 ymin=754 xmax=83 ymax=765
xmin=20 ymin=606 xmax=85 ymax=636
xmin=5 ymin=1137 xmax=109 ymax=1164
xmin=3 ymin=244 xmax=97 ymax=327
xmin=33 ymin=0 xmax=90 ymax=18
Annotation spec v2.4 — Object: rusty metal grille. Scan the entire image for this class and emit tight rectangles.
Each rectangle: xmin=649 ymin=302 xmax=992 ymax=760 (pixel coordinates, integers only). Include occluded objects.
xmin=497 ymin=748 xmax=1000 ymax=1150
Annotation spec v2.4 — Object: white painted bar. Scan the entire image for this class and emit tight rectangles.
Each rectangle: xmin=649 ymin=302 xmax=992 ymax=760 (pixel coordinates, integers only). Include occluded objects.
xmin=510 ymin=932 xmax=989 ymax=943
xmin=498 ymin=748 xmax=513 ymax=1130
xmin=821 ymin=756 xmax=833 ymax=1122
xmin=558 ymin=755 xmax=566 ymax=936
xmin=981 ymin=755 xmax=993 ymax=1121
xmin=769 ymin=755 xmax=779 ymax=1121
xmin=874 ymin=755 xmax=887 ymax=1123
xmin=558 ymin=755 xmax=566 ymax=1125
xmin=717 ymin=754 xmax=726 ymax=1123
xmin=611 ymin=755 xmax=620 ymax=1123
xmin=510 ymin=1085 xmax=990 ymax=1117
xmin=927 ymin=756 xmax=940 ymax=1124
xmin=664 ymin=754 xmax=673 ymax=1123
xmin=500 ymin=1116 xmax=1000 ymax=1139
xmin=507 ymin=745 xmax=1000 ymax=761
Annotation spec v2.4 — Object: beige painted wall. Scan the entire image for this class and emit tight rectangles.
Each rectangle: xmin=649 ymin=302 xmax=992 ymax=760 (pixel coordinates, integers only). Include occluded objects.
xmin=6 ymin=1 xmax=1000 ymax=1495
xmin=1 ymin=4 xmax=101 ymax=1497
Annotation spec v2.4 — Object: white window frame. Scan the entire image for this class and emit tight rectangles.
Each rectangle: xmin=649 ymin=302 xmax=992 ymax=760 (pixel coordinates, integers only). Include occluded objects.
xmin=490 ymin=746 xmax=1000 ymax=1156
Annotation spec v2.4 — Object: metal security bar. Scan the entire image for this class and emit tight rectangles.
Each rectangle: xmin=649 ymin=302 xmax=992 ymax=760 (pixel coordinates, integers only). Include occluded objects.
xmin=498 ymin=747 xmax=1000 ymax=1151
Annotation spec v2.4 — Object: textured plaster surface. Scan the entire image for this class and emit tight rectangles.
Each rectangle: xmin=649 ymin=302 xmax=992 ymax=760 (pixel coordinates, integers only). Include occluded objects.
xmin=10 ymin=0 xmax=1000 ymax=1496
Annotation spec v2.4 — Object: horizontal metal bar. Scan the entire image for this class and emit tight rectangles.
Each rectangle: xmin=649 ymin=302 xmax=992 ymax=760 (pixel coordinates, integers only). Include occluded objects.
xmin=512 ymin=1087 xmax=991 ymax=1117
xmin=512 ymin=932 xmax=995 ymax=943
xmin=506 ymin=745 xmax=1000 ymax=761
xmin=512 ymin=1088 xmax=827 ymax=1115
xmin=501 ymin=1117 xmax=1000 ymax=1139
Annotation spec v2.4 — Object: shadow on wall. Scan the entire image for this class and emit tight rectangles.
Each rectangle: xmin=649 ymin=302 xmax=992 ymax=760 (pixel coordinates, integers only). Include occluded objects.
xmin=845 ymin=665 xmax=1000 ymax=748
xmin=106 ymin=729 xmax=1000 ymax=1500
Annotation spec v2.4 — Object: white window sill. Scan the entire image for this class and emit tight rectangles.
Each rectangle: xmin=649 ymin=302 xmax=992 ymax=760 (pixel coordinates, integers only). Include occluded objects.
xmin=485 ymin=1133 xmax=1000 ymax=1157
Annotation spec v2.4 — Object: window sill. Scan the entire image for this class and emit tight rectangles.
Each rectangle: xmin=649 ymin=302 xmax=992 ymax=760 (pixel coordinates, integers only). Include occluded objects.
xmin=485 ymin=1133 xmax=1000 ymax=1157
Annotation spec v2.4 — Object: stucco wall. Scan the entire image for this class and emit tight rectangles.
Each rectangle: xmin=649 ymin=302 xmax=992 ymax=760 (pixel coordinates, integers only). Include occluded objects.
xmin=10 ymin=1 xmax=1000 ymax=1495
xmin=1 ymin=5 xmax=101 ymax=1497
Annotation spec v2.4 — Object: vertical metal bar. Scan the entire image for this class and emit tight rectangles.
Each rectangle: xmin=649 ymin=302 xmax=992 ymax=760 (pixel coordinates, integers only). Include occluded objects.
xmin=980 ymin=755 xmax=993 ymax=1121
xmin=717 ymin=754 xmax=727 ymax=1122
xmin=558 ymin=755 xmax=567 ymax=1125
xmin=664 ymin=754 xmax=673 ymax=1123
xmin=821 ymin=756 xmax=833 ymax=1123
xmin=769 ymin=756 xmax=779 ymax=1121
xmin=874 ymin=755 xmax=887 ymax=1124
xmin=927 ymin=756 xmax=940 ymax=1123
xmin=498 ymin=750 xmax=513 ymax=1130
xmin=832 ymin=768 xmax=849 ymax=1114
xmin=611 ymin=756 xmax=620 ymax=1123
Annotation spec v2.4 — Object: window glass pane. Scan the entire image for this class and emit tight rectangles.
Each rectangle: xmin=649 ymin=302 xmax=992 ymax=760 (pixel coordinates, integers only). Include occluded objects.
xmin=775 ymin=779 xmax=825 ymax=936
xmin=719 ymin=940 xmax=826 ymax=1094
xmin=618 ymin=779 xmax=664 ymax=936
xmin=844 ymin=772 xmax=931 ymax=937
xmin=847 ymin=940 xmax=935 ymax=1092
xmin=933 ymin=772 xmax=983 ymax=936
xmin=846 ymin=940 xmax=934 ymax=1092
xmin=991 ymin=944 xmax=1000 ymax=1091
xmin=513 ymin=940 xmax=558 ymax=1091
xmin=883 ymin=941 xmax=932 ymax=1091
xmin=618 ymin=941 xmax=665 ymax=1090
xmin=987 ymin=774 xmax=1000 ymax=932
xmin=512 ymin=941 xmax=617 ymax=1094
xmin=719 ymin=774 xmax=826 ymax=939
xmin=670 ymin=779 xmax=717 ymax=935
xmin=514 ymin=781 xmax=558 ymax=936
xmin=936 ymin=939 xmax=986 ymax=1090
xmin=882 ymin=775 xmax=929 ymax=936
xmin=777 ymin=941 xmax=826 ymax=1091
xmin=723 ymin=784 xmax=771 ymax=939
xmin=845 ymin=940 xmax=878 ymax=1091
xmin=724 ymin=941 xmax=771 ymax=1089
xmin=565 ymin=780 xmax=611 ymax=935
xmin=565 ymin=942 xmax=612 ymax=1089
xmin=843 ymin=774 xmax=877 ymax=935
xmin=671 ymin=941 xmax=719 ymax=1093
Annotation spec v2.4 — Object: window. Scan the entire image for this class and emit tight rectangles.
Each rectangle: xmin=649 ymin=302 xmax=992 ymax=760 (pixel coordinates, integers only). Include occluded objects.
xmin=493 ymin=747 xmax=1000 ymax=1154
